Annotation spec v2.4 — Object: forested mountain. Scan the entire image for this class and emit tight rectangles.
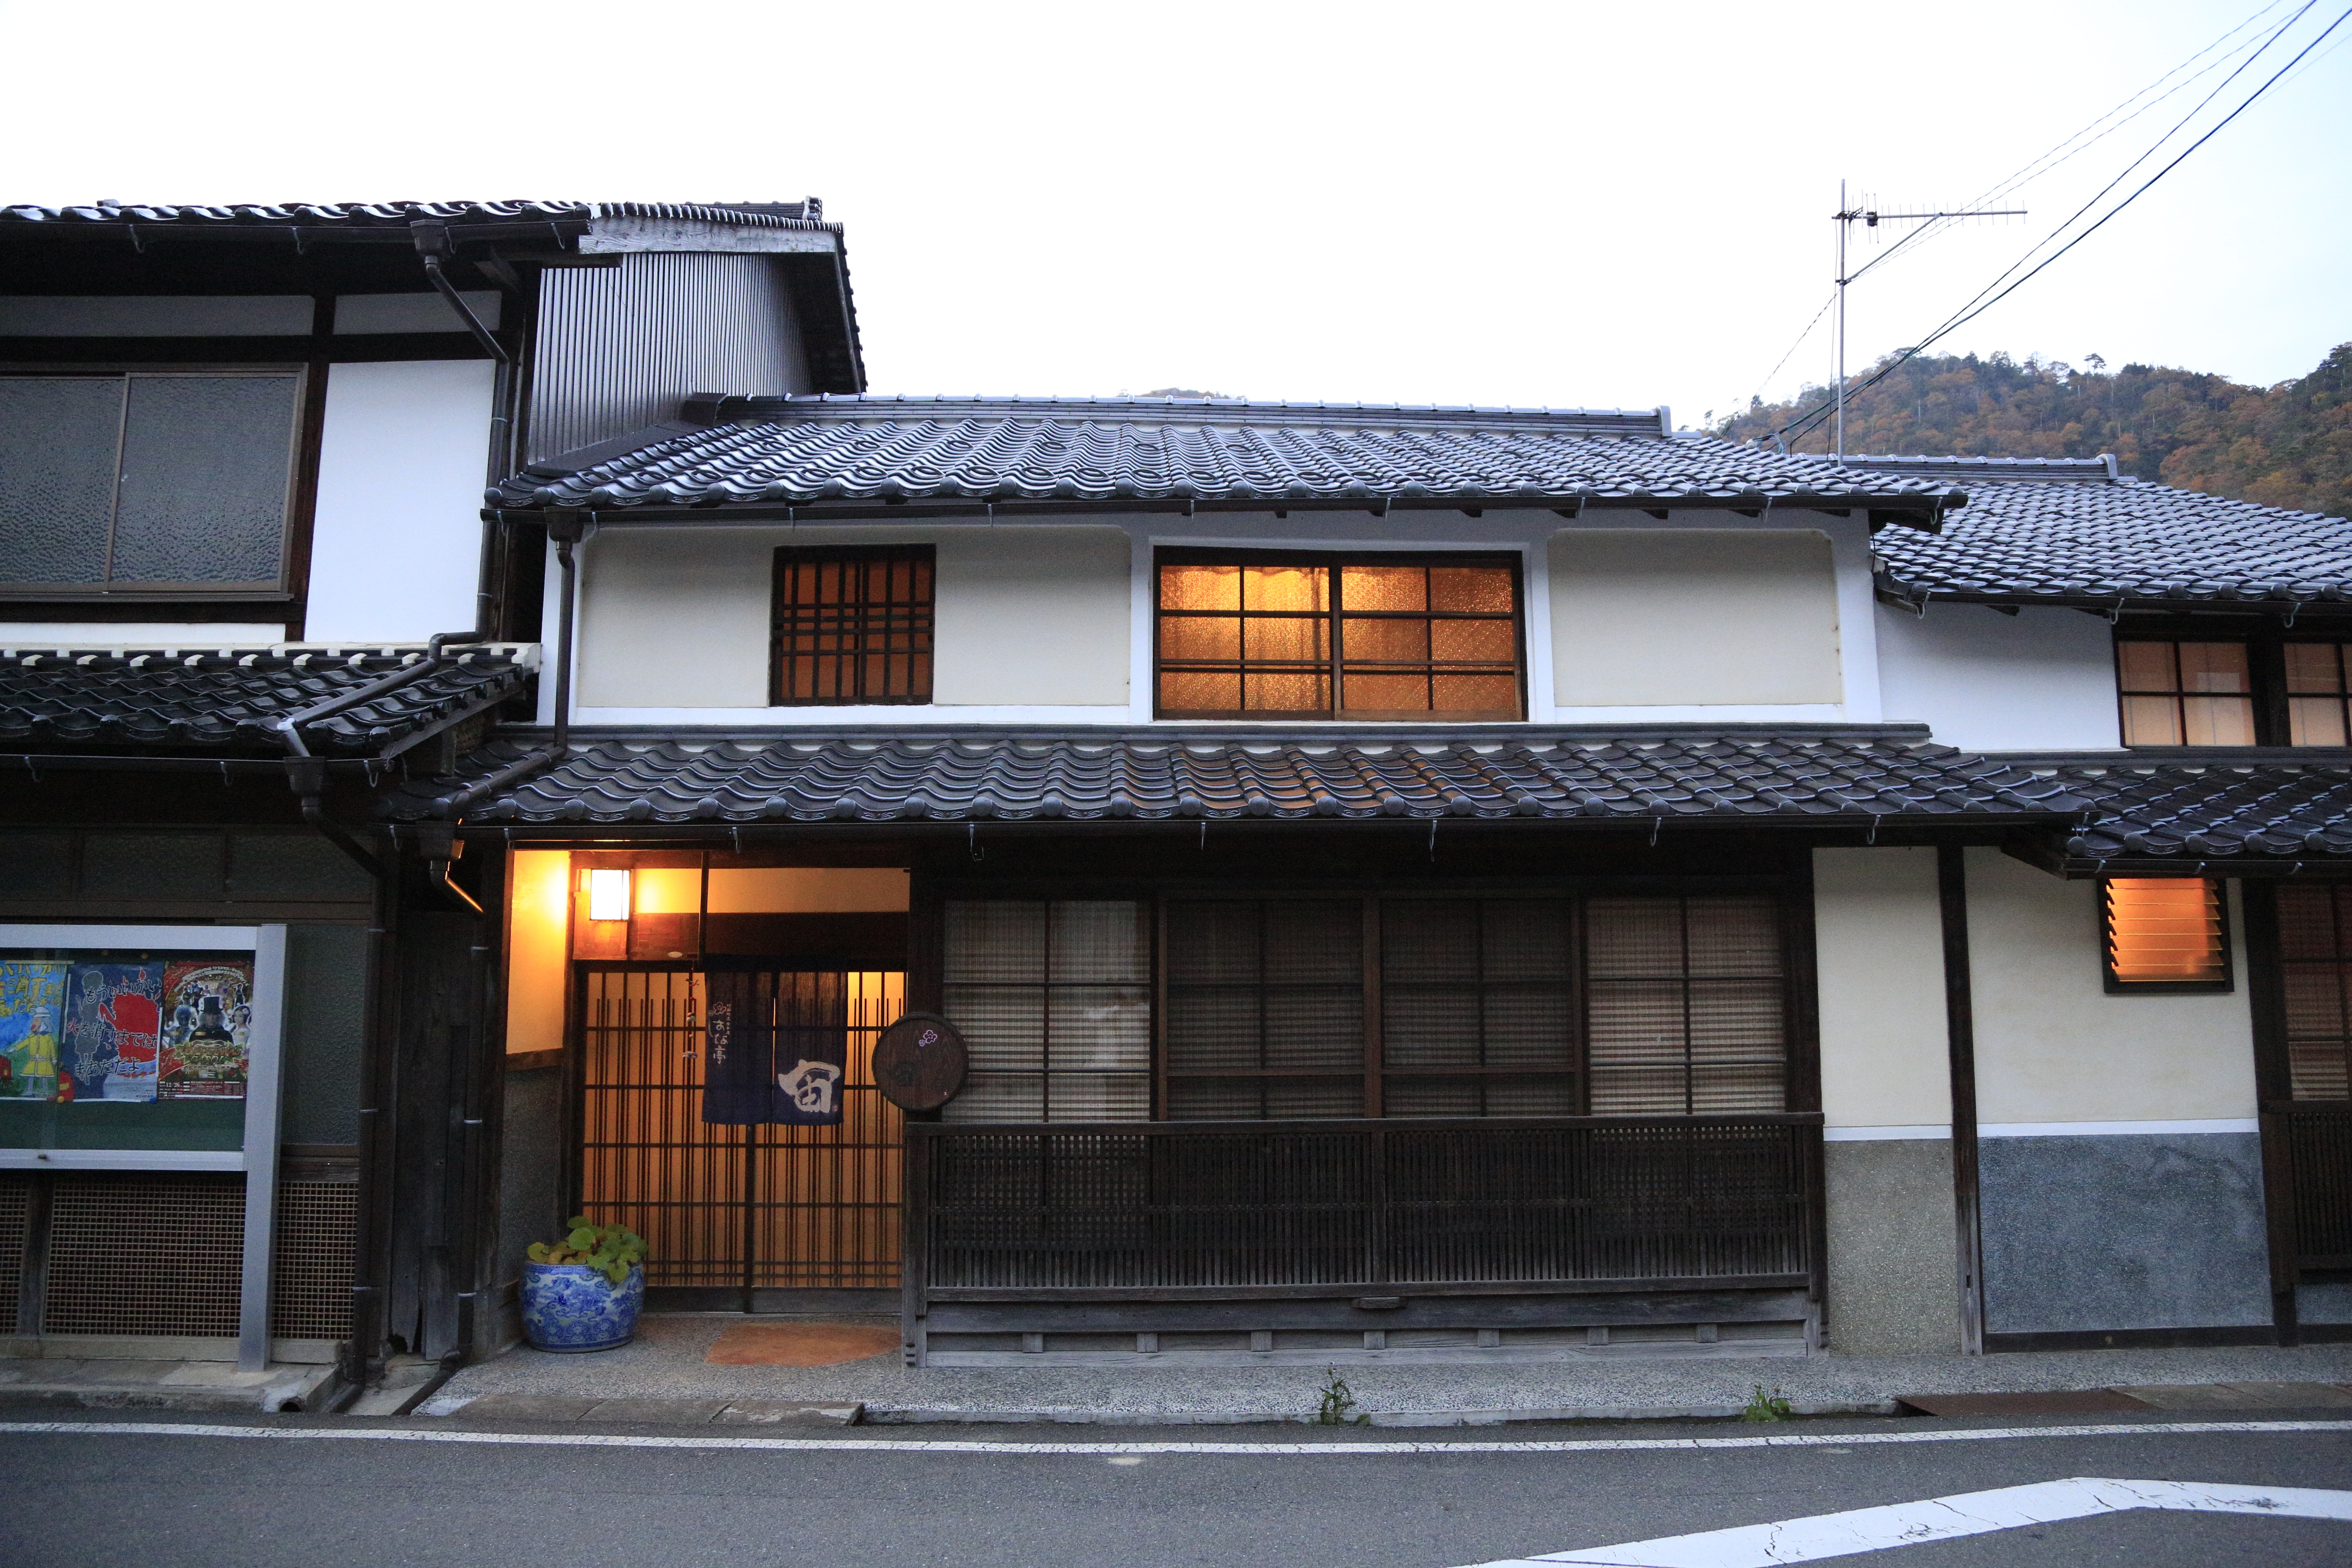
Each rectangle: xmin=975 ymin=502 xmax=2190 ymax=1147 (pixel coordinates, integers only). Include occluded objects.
xmin=1711 ymin=343 xmax=2352 ymax=520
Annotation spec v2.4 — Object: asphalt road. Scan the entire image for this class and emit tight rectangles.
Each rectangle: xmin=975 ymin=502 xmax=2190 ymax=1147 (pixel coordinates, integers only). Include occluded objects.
xmin=1 ymin=1409 xmax=2348 ymax=1567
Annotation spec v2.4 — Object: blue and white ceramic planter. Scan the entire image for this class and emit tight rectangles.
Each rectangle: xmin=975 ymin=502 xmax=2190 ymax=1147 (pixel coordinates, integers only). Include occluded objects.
xmin=520 ymin=1262 xmax=644 ymax=1352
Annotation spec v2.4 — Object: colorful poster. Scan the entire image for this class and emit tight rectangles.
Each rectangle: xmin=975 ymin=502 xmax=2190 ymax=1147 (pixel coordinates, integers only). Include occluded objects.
xmin=58 ymin=962 xmax=165 ymax=1102
xmin=159 ymin=960 xmax=253 ymax=1099
xmin=0 ymin=960 xmax=66 ymax=1101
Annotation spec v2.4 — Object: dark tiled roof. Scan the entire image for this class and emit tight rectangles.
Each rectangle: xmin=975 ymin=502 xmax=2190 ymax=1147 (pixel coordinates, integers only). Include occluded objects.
xmin=2067 ymin=762 xmax=2352 ymax=861
xmin=0 ymin=645 xmax=535 ymax=757
xmin=492 ymin=397 xmax=1963 ymax=512
xmin=0 ymin=199 xmax=830 ymax=232
xmin=391 ymin=730 xmax=2084 ymax=825
xmin=1864 ymin=455 xmax=2352 ymax=608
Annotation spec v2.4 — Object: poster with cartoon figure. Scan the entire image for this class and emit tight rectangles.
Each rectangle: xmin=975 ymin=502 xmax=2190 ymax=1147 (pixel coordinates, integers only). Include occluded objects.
xmin=58 ymin=962 xmax=165 ymax=1102
xmin=159 ymin=960 xmax=252 ymax=1099
xmin=0 ymin=960 xmax=66 ymax=1101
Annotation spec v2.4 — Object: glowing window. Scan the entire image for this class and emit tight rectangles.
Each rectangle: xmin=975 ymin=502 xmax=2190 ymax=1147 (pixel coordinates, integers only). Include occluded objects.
xmin=2102 ymin=878 xmax=2230 ymax=991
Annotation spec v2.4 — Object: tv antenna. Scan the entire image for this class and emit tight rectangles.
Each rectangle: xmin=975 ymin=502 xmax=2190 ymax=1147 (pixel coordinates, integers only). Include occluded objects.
xmin=1832 ymin=180 xmax=2025 ymax=459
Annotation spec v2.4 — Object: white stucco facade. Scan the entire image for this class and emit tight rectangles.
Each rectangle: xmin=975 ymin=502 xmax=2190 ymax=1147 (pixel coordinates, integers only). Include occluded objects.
xmin=1875 ymin=601 xmax=2122 ymax=753
xmin=304 ymin=359 xmax=497 ymax=644
xmin=1813 ymin=847 xmax=1954 ymax=1135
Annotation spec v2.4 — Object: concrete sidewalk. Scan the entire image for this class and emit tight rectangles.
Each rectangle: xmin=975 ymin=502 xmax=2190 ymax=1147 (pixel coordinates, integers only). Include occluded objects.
xmin=419 ymin=1313 xmax=2352 ymax=1425
xmin=0 ymin=1357 xmax=334 ymax=1414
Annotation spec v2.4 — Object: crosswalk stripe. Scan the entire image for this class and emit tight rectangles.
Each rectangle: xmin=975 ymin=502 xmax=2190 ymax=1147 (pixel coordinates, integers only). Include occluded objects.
xmin=1456 ymin=1477 xmax=2352 ymax=1567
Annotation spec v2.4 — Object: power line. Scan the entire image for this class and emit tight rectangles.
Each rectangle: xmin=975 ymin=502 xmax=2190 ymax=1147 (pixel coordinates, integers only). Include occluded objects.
xmin=1774 ymin=1 xmax=2347 ymax=449
xmin=1731 ymin=0 xmax=2293 ymax=419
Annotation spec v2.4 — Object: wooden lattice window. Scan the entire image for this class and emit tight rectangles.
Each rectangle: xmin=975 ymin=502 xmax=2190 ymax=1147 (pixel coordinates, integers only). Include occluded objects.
xmin=940 ymin=901 xmax=1151 ymax=1122
xmin=2117 ymin=640 xmax=2255 ymax=746
xmin=1158 ymin=891 xmax=1790 ymax=1121
xmin=2275 ymin=884 xmax=2352 ymax=1099
xmin=2102 ymin=878 xmax=2231 ymax=993
xmin=1155 ymin=551 xmax=1523 ymax=720
xmin=1584 ymin=895 xmax=1788 ymax=1114
xmin=1381 ymin=899 xmax=1581 ymax=1116
xmin=770 ymin=545 xmax=934 ymax=705
xmin=1163 ymin=899 xmax=1367 ymax=1119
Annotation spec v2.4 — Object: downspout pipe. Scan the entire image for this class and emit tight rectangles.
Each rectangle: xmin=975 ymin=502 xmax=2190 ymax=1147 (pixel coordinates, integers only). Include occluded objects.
xmin=433 ymin=514 xmax=582 ymax=822
xmin=410 ymin=220 xmax=512 ymax=366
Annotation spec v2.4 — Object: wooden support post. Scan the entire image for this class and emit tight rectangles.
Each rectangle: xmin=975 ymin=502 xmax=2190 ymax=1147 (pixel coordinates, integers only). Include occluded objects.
xmin=1938 ymin=846 xmax=1987 ymax=1356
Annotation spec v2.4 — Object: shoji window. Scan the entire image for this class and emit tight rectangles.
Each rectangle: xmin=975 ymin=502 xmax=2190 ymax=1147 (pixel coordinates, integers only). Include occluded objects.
xmin=940 ymin=901 xmax=1149 ymax=1121
xmin=2102 ymin=878 xmax=2231 ymax=991
xmin=1380 ymin=899 xmax=1580 ymax=1116
xmin=1584 ymin=895 xmax=1788 ymax=1114
xmin=1163 ymin=900 xmax=1365 ymax=1119
xmin=2116 ymin=640 xmax=2255 ymax=746
xmin=2285 ymin=643 xmax=2352 ymax=747
xmin=2275 ymin=884 xmax=2352 ymax=1100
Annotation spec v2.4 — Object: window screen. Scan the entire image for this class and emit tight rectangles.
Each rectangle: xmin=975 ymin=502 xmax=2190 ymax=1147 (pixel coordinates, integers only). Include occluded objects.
xmin=1381 ymin=899 xmax=1579 ymax=1116
xmin=2102 ymin=878 xmax=2230 ymax=991
xmin=1585 ymin=895 xmax=1787 ymax=1114
xmin=2276 ymin=884 xmax=2352 ymax=1100
xmin=940 ymin=901 xmax=1149 ymax=1121
xmin=2285 ymin=644 xmax=2352 ymax=748
xmin=2116 ymin=640 xmax=2255 ymax=746
xmin=770 ymin=546 xmax=934 ymax=705
xmin=0 ymin=373 xmax=300 ymax=593
xmin=1156 ymin=554 xmax=1523 ymax=720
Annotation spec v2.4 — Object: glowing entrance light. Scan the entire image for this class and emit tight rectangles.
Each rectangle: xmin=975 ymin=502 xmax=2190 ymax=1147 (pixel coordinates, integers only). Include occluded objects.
xmin=586 ymin=868 xmax=633 ymax=923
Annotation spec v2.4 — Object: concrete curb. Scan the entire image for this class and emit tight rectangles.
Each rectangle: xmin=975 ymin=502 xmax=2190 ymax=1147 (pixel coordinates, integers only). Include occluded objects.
xmin=859 ymin=1399 xmax=1904 ymax=1426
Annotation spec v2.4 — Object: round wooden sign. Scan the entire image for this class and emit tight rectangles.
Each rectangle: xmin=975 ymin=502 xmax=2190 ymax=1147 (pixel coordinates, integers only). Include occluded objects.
xmin=871 ymin=1012 xmax=969 ymax=1111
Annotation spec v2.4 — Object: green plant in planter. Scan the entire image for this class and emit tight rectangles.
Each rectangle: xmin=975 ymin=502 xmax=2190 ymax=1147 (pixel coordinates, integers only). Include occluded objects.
xmin=527 ymin=1216 xmax=647 ymax=1287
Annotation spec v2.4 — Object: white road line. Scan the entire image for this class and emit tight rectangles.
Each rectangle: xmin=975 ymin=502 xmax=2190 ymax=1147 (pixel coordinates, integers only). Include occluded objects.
xmin=1459 ymin=1476 xmax=2352 ymax=1567
xmin=0 ymin=1418 xmax=2345 ymax=1455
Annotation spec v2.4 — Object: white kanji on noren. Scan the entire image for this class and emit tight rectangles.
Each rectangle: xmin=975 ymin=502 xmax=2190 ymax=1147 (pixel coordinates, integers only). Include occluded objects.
xmin=778 ymin=1058 xmax=842 ymax=1117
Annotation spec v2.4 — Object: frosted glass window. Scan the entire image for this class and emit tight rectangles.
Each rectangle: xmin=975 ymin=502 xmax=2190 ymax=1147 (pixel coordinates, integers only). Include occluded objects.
xmin=0 ymin=372 xmax=298 ymax=592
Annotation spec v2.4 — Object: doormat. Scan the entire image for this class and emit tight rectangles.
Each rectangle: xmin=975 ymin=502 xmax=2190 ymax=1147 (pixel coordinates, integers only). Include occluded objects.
xmin=705 ymin=1323 xmax=902 ymax=1368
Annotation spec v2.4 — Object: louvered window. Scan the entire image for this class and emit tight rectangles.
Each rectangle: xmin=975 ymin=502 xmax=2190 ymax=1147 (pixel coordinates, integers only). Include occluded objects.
xmin=2274 ymin=884 xmax=2352 ymax=1100
xmin=2101 ymin=878 xmax=2231 ymax=993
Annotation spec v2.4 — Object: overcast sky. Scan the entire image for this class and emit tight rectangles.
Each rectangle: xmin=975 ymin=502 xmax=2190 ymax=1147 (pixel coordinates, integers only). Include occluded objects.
xmin=7 ymin=0 xmax=2346 ymax=426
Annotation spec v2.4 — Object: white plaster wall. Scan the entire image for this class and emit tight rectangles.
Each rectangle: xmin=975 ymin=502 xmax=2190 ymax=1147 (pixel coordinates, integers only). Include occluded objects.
xmin=304 ymin=360 xmax=496 ymax=644
xmin=1548 ymin=527 xmax=1846 ymax=708
xmin=571 ymin=524 xmax=1132 ymax=714
xmin=933 ymin=528 xmax=1129 ymax=706
xmin=1813 ymin=847 xmax=1953 ymax=1131
xmin=1966 ymin=848 xmax=2257 ymax=1125
xmin=0 ymin=622 xmax=288 ymax=648
xmin=1875 ymin=601 xmax=2121 ymax=752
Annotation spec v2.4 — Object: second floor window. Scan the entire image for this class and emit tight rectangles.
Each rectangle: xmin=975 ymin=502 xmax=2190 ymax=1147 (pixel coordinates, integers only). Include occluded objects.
xmin=2117 ymin=636 xmax=2352 ymax=748
xmin=1156 ymin=550 xmax=1524 ymax=720
xmin=0 ymin=372 xmax=302 ymax=596
xmin=770 ymin=545 xmax=934 ymax=705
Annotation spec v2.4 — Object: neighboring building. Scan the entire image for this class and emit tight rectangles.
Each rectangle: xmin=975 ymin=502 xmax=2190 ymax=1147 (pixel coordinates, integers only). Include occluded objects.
xmin=1 ymin=200 xmax=2345 ymax=1391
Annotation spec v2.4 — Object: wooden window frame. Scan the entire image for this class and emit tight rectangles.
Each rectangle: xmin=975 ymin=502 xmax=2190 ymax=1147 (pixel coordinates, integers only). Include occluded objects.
xmin=1148 ymin=880 xmax=1811 ymax=1122
xmin=768 ymin=544 xmax=936 ymax=707
xmin=2100 ymin=876 xmax=2234 ymax=994
xmin=2114 ymin=626 xmax=2352 ymax=751
xmin=0 ymin=364 xmax=317 ymax=607
xmin=1153 ymin=548 xmax=1528 ymax=722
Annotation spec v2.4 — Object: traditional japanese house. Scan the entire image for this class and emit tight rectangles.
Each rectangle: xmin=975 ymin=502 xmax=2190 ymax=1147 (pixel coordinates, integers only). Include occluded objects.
xmin=2 ymin=198 xmax=2347 ymax=1394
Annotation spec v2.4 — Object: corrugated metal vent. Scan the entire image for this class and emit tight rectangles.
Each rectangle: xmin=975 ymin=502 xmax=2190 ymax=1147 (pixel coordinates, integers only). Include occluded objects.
xmin=270 ymin=1180 xmax=355 ymax=1341
xmin=44 ymin=1173 xmax=244 ymax=1337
